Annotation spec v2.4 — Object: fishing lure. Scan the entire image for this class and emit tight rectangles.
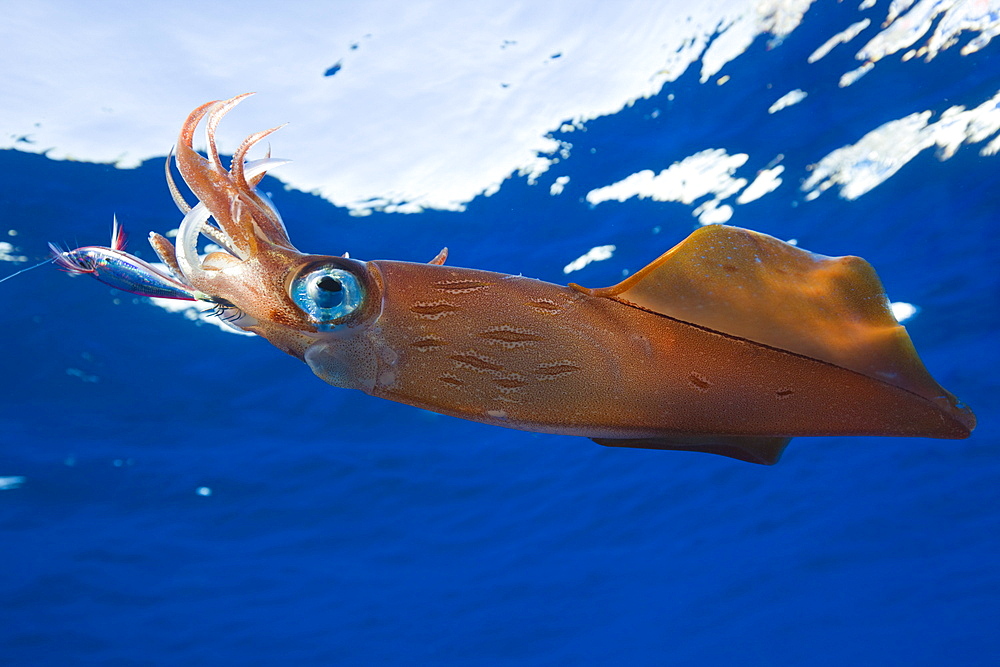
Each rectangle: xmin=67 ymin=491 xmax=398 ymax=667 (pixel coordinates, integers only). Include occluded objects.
xmin=50 ymin=218 xmax=207 ymax=301
xmin=54 ymin=94 xmax=975 ymax=464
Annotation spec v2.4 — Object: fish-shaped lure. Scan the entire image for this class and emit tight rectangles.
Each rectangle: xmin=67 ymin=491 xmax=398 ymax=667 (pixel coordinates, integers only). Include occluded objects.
xmin=54 ymin=94 xmax=975 ymax=464
xmin=51 ymin=218 xmax=208 ymax=302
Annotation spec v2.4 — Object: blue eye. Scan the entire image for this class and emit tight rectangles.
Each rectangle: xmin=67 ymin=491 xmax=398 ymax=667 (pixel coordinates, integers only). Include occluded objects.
xmin=290 ymin=265 xmax=364 ymax=329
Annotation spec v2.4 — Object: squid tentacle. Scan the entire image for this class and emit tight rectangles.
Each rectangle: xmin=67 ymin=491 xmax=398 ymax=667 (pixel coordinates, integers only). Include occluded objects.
xmin=172 ymin=158 xmax=288 ymax=284
xmin=172 ymin=93 xmax=294 ymax=260
xmin=148 ymin=232 xmax=184 ymax=279
xmin=232 ymin=125 xmax=285 ymax=189
xmin=164 ymin=147 xmax=192 ymax=214
xmin=204 ymin=94 xmax=255 ymax=171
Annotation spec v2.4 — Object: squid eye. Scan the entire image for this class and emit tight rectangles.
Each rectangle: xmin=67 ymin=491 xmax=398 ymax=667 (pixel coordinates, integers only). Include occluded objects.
xmin=290 ymin=265 xmax=365 ymax=329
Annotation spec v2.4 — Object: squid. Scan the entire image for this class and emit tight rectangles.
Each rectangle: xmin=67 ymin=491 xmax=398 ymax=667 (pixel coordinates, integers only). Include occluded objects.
xmin=53 ymin=94 xmax=975 ymax=464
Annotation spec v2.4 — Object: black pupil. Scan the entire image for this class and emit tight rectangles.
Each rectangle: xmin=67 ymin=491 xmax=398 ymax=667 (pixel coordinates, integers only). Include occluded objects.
xmin=316 ymin=276 xmax=342 ymax=293
xmin=309 ymin=273 xmax=346 ymax=310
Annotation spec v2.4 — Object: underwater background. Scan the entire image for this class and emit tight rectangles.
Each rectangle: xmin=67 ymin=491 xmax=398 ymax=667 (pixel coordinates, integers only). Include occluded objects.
xmin=2 ymin=1 xmax=999 ymax=664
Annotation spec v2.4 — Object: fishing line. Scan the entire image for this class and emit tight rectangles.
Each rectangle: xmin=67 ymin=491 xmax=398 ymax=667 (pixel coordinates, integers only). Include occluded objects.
xmin=0 ymin=256 xmax=57 ymax=284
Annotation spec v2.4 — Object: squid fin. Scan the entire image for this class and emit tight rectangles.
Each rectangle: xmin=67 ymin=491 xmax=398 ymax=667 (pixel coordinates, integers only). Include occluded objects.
xmin=574 ymin=225 xmax=974 ymax=433
xmin=592 ymin=435 xmax=792 ymax=466
xmin=428 ymin=247 xmax=448 ymax=265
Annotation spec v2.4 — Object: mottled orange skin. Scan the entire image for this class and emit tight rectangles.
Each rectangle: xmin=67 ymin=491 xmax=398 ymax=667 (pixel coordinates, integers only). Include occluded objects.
xmin=144 ymin=95 xmax=973 ymax=465
xmin=305 ymin=260 xmax=969 ymax=442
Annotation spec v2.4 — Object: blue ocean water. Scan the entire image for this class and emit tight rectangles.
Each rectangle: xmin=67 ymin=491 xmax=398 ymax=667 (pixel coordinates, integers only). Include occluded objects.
xmin=2 ymin=6 xmax=999 ymax=665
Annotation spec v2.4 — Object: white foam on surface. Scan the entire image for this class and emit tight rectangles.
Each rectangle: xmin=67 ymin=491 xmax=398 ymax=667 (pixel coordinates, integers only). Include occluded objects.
xmin=0 ymin=0 xmax=995 ymax=224
xmin=563 ymin=245 xmax=616 ymax=274
xmin=808 ymin=18 xmax=871 ymax=63
xmin=855 ymin=0 xmax=1000 ymax=71
xmin=838 ymin=61 xmax=875 ymax=88
xmin=700 ymin=0 xmax=815 ymax=83
xmin=768 ymin=90 xmax=807 ymax=114
xmin=549 ymin=176 xmax=570 ymax=196
xmin=586 ymin=149 xmax=750 ymax=224
xmin=804 ymin=89 xmax=1000 ymax=200
xmin=737 ymin=165 xmax=785 ymax=203
xmin=0 ymin=0 xmax=816 ymax=214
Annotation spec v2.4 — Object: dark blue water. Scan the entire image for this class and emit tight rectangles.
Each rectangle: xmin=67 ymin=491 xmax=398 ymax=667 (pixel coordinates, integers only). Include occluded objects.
xmin=2 ymin=7 xmax=998 ymax=665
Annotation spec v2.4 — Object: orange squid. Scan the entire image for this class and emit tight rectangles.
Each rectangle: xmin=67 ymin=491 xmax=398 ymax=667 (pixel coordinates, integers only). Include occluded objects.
xmin=57 ymin=94 xmax=976 ymax=464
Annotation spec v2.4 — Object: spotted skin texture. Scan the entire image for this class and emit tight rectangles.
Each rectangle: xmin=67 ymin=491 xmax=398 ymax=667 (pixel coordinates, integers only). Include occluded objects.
xmin=59 ymin=95 xmax=975 ymax=465
xmin=343 ymin=261 xmax=971 ymax=443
